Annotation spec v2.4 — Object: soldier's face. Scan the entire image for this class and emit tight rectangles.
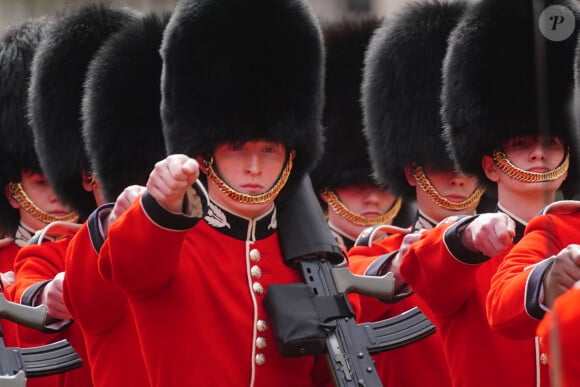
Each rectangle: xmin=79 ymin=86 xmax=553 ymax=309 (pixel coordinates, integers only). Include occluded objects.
xmin=328 ymin=184 xmax=399 ymax=240
xmin=6 ymin=171 xmax=72 ymax=231
xmin=209 ymin=140 xmax=288 ymax=217
xmin=502 ymin=135 xmax=565 ymax=173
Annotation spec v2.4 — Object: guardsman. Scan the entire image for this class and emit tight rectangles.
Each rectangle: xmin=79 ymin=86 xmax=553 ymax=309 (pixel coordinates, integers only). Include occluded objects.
xmin=96 ymin=0 xmax=332 ymax=385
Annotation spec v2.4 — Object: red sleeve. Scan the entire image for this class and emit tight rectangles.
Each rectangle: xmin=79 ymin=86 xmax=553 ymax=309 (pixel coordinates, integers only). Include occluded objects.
xmin=13 ymin=240 xmax=67 ymax=304
xmin=487 ymin=213 xmax=577 ymax=339
xmin=399 ymin=221 xmax=484 ymax=319
xmin=12 ymin=239 xmax=68 ymax=348
xmin=98 ymin=192 xmax=195 ymax=298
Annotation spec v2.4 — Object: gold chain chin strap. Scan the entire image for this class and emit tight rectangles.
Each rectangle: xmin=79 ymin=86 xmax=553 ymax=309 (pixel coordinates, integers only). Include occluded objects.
xmin=7 ymin=182 xmax=79 ymax=224
xmin=492 ymin=150 xmax=569 ymax=183
xmin=203 ymin=153 xmax=294 ymax=205
xmin=411 ymin=166 xmax=485 ymax=211
xmin=321 ymin=189 xmax=403 ymax=227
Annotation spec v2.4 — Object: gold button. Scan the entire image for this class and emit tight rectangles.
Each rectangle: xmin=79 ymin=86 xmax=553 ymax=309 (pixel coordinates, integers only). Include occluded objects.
xmin=252 ymin=282 xmax=264 ymax=295
xmin=256 ymin=320 xmax=268 ymax=332
xmin=255 ymin=353 xmax=266 ymax=365
xmin=249 ymin=249 xmax=261 ymax=262
xmin=540 ymin=353 xmax=548 ymax=366
xmin=250 ymin=265 xmax=262 ymax=279
xmin=256 ymin=337 xmax=267 ymax=349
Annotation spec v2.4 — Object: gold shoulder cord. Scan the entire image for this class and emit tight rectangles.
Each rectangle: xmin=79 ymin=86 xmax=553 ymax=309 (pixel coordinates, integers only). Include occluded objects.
xmin=203 ymin=153 xmax=294 ymax=205
xmin=321 ymin=189 xmax=403 ymax=227
xmin=492 ymin=150 xmax=569 ymax=183
xmin=7 ymin=182 xmax=78 ymax=224
xmin=410 ymin=165 xmax=485 ymax=211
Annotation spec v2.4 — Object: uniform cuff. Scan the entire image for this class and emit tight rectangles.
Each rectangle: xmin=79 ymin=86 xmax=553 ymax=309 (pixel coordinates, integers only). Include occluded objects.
xmin=443 ymin=215 xmax=490 ymax=264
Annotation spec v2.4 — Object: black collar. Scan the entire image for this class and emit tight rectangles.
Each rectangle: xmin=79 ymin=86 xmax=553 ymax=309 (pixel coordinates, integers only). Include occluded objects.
xmin=412 ymin=210 xmax=438 ymax=231
xmin=203 ymin=200 xmax=278 ymax=241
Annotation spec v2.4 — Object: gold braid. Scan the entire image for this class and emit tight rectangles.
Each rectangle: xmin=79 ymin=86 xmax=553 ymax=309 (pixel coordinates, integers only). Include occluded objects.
xmin=410 ymin=166 xmax=485 ymax=211
xmin=321 ymin=189 xmax=403 ymax=227
xmin=7 ymin=182 xmax=78 ymax=224
xmin=492 ymin=150 xmax=569 ymax=183
xmin=203 ymin=153 xmax=293 ymax=204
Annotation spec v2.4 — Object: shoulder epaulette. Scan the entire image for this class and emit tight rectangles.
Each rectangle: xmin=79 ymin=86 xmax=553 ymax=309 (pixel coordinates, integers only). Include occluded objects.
xmin=540 ymin=200 xmax=580 ymax=216
xmin=27 ymin=221 xmax=82 ymax=245
xmin=354 ymin=224 xmax=411 ymax=247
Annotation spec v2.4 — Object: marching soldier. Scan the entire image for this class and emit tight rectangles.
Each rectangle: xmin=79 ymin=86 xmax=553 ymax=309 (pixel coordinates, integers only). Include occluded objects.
xmin=62 ymin=11 xmax=170 ymax=387
xmin=0 ymin=17 xmax=75 ymax=353
xmin=96 ymin=0 xmax=332 ymax=385
xmin=11 ymin=4 xmax=138 ymax=386
xmin=347 ymin=2 xmax=482 ymax=386
xmin=309 ymin=16 xmax=414 ymax=251
xmin=398 ymin=0 xmax=579 ymax=386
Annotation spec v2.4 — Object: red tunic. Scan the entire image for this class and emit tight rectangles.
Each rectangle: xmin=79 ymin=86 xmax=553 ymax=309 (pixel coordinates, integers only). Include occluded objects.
xmin=400 ymin=216 xmax=549 ymax=387
xmin=99 ymin=191 xmax=330 ymax=387
xmin=348 ymin=229 xmax=452 ymax=387
xmin=12 ymin=238 xmax=93 ymax=387
xmin=0 ymin=241 xmax=20 ymax=347
xmin=487 ymin=201 xmax=580 ymax=339
xmin=536 ymin=286 xmax=580 ymax=387
xmin=62 ymin=204 xmax=149 ymax=387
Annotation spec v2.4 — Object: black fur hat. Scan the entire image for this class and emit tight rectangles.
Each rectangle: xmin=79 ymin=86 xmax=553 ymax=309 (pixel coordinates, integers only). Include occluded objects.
xmin=442 ymin=0 xmax=580 ymax=184
xmin=362 ymin=1 xmax=468 ymax=198
xmin=160 ymin=0 xmax=325 ymax=188
xmin=28 ymin=3 xmax=138 ymax=219
xmin=310 ymin=16 xmax=382 ymax=195
xmin=83 ymin=12 xmax=169 ymax=203
xmin=0 ymin=17 xmax=50 ymax=236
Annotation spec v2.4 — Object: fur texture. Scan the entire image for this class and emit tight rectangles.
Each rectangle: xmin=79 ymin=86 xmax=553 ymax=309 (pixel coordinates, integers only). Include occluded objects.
xmin=362 ymin=1 xmax=467 ymax=197
xmin=311 ymin=16 xmax=382 ymax=194
xmin=83 ymin=12 xmax=169 ymax=202
xmin=28 ymin=3 xmax=138 ymax=218
xmin=160 ymin=0 xmax=324 ymax=188
xmin=442 ymin=0 xmax=580 ymax=185
xmin=0 ymin=18 xmax=50 ymax=236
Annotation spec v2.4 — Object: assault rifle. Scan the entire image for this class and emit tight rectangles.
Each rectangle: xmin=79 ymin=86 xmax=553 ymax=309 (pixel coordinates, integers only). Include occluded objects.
xmin=266 ymin=176 xmax=435 ymax=387
xmin=0 ymin=293 xmax=82 ymax=386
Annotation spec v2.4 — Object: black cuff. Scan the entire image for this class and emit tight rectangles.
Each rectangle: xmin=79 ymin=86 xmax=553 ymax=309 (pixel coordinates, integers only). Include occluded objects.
xmin=87 ymin=203 xmax=114 ymax=253
xmin=443 ymin=215 xmax=490 ymax=264
xmin=141 ymin=188 xmax=205 ymax=231
xmin=365 ymin=251 xmax=413 ymax=303
xmin=365 ymin=251 xmax=398 ymax=276
xmin=21 ymin=280 xmax=51 ymax=306
xmin=525 ymin=257 xmax=554 ymax=320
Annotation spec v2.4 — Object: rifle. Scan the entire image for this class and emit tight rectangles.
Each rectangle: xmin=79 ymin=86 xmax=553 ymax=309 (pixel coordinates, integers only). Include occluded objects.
xmin=0 ymin=293 xmax=82 ymax=386
xmin=265 ymin=176 xmax=435 ymax=387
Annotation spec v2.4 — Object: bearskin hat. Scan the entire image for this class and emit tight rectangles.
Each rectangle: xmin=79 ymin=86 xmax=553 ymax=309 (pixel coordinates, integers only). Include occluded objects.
xmin=442 ymin=0 xmax=580 ymax=185
xmin=83 ymin=12 xmax=169 ymax=203
xmin=28 ymin=3 xmax=138 ymax=219
xmin=0 ymin=17 xmax=50 ymax=236
xmin=160 ymin=0 xmax=325 ymax=188
xmin=310 ymin=16 xmax=382 ymax=195
xmin=362 ymin=1 xmax=468 ymax=198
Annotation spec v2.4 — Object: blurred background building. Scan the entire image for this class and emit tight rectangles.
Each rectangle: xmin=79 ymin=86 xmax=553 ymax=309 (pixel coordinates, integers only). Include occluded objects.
xmin=0 ymin=0 xmax=421 ymax=30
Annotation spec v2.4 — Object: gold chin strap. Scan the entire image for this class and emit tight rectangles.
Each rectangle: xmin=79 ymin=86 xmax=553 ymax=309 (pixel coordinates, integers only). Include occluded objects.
xmin=7 ymin=182 xmax=79 ymax=224
xmin=321 ymin=189 xmax=403 ymax=227
xmin=411 ymin=165 xmax=485 ymax=212
xmin=203 ymin=153 xmax=294 ymax=205
xmin=492 ymin=149 xmax=570 ymax=183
